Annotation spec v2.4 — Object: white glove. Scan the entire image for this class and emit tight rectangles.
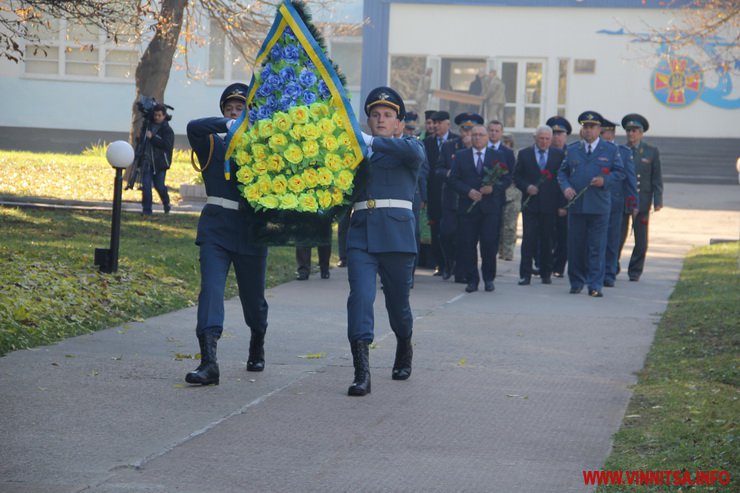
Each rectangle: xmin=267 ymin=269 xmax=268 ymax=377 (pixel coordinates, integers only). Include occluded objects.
xmin=361 ymin=132 xmax=374 ymax=148
xmin=225 ymin=119 xmax=237 ymax=130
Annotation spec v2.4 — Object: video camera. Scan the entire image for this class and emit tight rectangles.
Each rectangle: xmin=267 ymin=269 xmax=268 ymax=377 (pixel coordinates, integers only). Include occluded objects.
xmin=125 ymin=96 xmax=175 ymax=190
xmin=136 ymin=95 xmax=174 ymax=122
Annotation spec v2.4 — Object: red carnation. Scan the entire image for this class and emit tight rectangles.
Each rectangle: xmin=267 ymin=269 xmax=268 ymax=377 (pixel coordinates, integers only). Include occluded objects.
xmin=499 ymin=162 xmax=508 ymax=171
xmin=601 ymin=167 xmax=610 ymax=175
xmin=541 ymin=169 xmax=553 ymax=180
xmin=640 ymin=216 xmax=649 ymax=225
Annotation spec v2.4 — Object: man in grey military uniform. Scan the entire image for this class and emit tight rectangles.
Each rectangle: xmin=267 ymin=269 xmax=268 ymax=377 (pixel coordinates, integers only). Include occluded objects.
xmin=346 ymin=86 xmax=425 ymax=396
xmin=618 ymin=113 xmax=663 ymax=282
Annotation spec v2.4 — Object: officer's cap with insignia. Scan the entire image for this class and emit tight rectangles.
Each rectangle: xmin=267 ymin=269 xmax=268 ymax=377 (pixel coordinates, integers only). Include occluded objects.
xmin=219 ymin=83 xmax=249 ymax=112
xmin=578 ymin=110 xmax=603 ymax=126
xmin=424 ymin=110 xmax=437 ymax=120
xmin=431 ymin=110 xmax=450 ymax=122
xmin=365 ymin=86 xmax=406 ymax=120
xmin=621 ymin=113 xmax=649 ymax=133
xmin=404 ymin=111 xmax=419 ymax=129
xmin=600 ymin=118 xmax=617 ymax=131
xmin=454 ymin=112 xmax=484 ymax=128
xmin=546 ymin=116 xmax=572 ymax=135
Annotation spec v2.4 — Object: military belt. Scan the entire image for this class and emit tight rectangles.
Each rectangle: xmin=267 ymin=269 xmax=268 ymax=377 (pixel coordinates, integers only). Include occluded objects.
xmin=353 ymin=199 xmax=413 ymax=211
xmin=206 ymin=196 xmax=240 ymax=210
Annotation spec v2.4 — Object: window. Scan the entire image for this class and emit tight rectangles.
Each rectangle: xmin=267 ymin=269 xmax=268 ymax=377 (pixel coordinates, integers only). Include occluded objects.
xmin=329 ymin=39 xmax=362 ymax=87
xmin=557 ymin=58 xmax=568 ymax=116
xmin=500 ymin=59 xmax=546 ymax=131
xmin=390 ymin=55 xmax=426 ymax=105
xmin=23 ymin=19 xmax=138 ymax=80
xmin=208 ymin=20 xmax=252 ymax=82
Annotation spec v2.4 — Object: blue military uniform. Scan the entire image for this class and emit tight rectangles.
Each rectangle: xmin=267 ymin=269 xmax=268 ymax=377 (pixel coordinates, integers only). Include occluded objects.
xmin=558 ymin=111 xmax=625 ymax=296
xmin=346 ymin=86 xmax=425 ymax=396
xmin=185 ymin=83 xmax=269 ymax=385
xmin=601 ymin=118 xmax=638 ymax=286
xmin=619 ymin=114 xmax=663 ymax=281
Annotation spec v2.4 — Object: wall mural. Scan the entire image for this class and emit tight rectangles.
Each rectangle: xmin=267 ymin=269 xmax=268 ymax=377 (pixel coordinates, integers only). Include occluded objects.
xmin=598 ymin=28 xmax=739 ymax=110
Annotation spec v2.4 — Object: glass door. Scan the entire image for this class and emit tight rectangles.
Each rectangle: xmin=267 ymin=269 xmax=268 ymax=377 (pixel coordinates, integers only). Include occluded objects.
xmin=500 ymin=60 xmax=545 ymax=131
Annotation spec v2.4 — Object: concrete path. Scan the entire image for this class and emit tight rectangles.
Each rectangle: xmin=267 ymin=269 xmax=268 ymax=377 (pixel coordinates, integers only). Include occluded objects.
xmin=0 ymin=183 xmax=737 ymax=493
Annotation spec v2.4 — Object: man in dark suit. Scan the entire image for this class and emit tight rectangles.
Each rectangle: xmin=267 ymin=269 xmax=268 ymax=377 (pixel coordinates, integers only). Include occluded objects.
xmin=423 ymin=111 xmax=459 ymax=275
xmin=449 ymin=125 xmax=512 ymax=293
xmin=184 ymin=83 xmax=269 ymax=385
xmin=346 ymin=86 xmax=426 ymax=396
xmin=436 ymin=112 xmax=483 ymax=281
xmin=558 ymin=111 xmax=625 ymax=298
xmin=619 ymin=113 xmax=663 ymax=282
xmin=515 ymin=125 xmax=565 ymax=285
xmin=546 ymin=116 xmax=573 ymax=278
xmin=600 ymin=118 xmax=638 ymax=287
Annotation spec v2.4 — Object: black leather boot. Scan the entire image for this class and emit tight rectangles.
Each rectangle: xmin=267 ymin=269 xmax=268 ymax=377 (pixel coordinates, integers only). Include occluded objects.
xmin=392 ymin=336 xmax=413 ymax=381
xmin=347 ymin=341 xmax=371 ymax=396
xmin=185 ymin=332 xmax=219 ymax=385
xmin=246 ymin=333 xmax=265 ymax=372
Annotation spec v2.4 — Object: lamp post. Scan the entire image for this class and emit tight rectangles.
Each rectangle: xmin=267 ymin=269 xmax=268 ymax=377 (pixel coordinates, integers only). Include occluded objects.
xmin=94 ymin=140 xmax=134 ymax=273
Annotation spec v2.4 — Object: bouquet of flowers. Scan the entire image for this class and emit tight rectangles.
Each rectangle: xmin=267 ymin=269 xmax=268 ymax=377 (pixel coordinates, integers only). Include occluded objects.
xmin=467 ymin=161 xmax=509 ymax=213
xmin=224 ymin=0 xmax=365 ymax=245
xmin=521 ymin=168 xmax=554 ymax=210
xmin=565 ymin=166 xmax=610 ymax=209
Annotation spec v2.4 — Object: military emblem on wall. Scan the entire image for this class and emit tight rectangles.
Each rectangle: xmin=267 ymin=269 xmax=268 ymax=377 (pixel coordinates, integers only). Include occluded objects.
xmin=651 ymin=56 xmax=703 ymax=107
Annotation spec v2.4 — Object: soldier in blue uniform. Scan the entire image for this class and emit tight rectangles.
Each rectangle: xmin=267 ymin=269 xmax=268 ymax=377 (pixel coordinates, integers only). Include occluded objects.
xmin=346 ymin=86 xmax=425 ymax=396
xmin=558 ymin=111 xmax=625 ymax=297
xmin=184 ymin=83 xmax=269 ymax=385
xmin=619 ymin=113 xmax=663 ymax=282
xmin=600 ymin=118 xmax=638 ymax=287
xmin=437 ymin=112 xmax=482 ymax=281
xmin=546 ymin=116 xmax=572 ymax=278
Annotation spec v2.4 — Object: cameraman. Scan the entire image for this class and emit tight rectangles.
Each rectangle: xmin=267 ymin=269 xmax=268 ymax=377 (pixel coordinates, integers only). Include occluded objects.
xmin=138 ymin=103 xmax=174 ymax=215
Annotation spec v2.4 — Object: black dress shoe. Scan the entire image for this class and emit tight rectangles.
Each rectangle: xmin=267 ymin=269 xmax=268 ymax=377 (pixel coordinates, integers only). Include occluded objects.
xmin=532 ymin=268 xmax=540 ymax=277
xmin=569 ymin=286 xmax=583 ymax=294
xmin=541 ymin=277 xmax=552 ymax=284
xmin=454 ymin=277 xmax=467 ymax=284
xmin=589 ymin=289 xmax=604 ymax=298
xmin=296 ymin=272 xmax=309 ymax=281
xmin=518 ymin=277 xmax=531 ymax=286
xmin=484 ymin=281 xmax=495 ymax=292
xmin=336 ymin=258 xmax=347 ymax=268
xmin=465 ymin=283 xmax=478 ymax=293
xmin=629 ymin=275 xmax=640 ymax=282
xmin=604 ymin=279 xmax=615 ymax=287
xmin=320 ymin=269 xmax=330 ymax=279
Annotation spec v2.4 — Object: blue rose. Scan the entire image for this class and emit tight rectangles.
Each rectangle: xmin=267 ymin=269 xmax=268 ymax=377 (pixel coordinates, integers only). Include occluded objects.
xmin=279 ymin=66 xmax=296 ymax=83
xmin=284 ymin=27 xmax=296 ymax=40
xmin=279 ymin=96 xmax=296 ymax=112
xmin=284 ymin=81 xmax=302 ymax=98
xmin=260 ymin=62 xmax=273 ymax=79
xmin=248 ymin=108 xmax=259 ymax=125
xmin=304 ymin=59 xmax=315 ymax=69
xmin=301 ymin=90 xmax=317 ymax=105
xmin=282 ymin=45 xmax=301 ymax=64
xmin=264 ymin=95 xmax=279 ymax=112
xmin=317 ymin=79 xmax=331 ymax=99
xmin=270 ymin=45 xmax=282 ymax=61
xmin=257 ymin=105 xmax=273 ymax=121
xmin=256 ymin=83 xmax=272 ymax=98
xmin=298 ymin=69 xmax=317 ymax=88
xmin=266 ymin=73 xmax=282 ymax=88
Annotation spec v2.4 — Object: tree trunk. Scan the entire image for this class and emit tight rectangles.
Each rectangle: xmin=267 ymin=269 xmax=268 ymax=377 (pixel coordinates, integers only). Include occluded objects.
xmin=129 ymin=0 xmax=188 ymax=144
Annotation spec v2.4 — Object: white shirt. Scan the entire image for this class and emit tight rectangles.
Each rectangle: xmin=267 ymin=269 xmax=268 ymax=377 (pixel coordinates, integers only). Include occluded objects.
xmin=582 ymin=137 xmax=600 ymax=154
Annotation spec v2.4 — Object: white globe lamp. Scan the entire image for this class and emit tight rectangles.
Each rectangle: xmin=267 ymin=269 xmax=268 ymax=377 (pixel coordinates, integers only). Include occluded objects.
xmin=106 ymin=140 xmax=135 ymax=169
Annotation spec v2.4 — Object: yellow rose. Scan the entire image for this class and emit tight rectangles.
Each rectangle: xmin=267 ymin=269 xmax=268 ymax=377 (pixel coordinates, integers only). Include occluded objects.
xmin=301 ymin=123 xmax=320 ymax=141
xmin=257 ymin=175 xmax=272 ymax=194
xmin=302 ymin=168 xmax=319 ymax=188
xmin=289 ymin=124 xmax=304 ymax=140
xmin=302 ymin=140 xmax=320 ymax=159
xmin=258 ymin=119 xmax=275 ymax=138
xmin=287 ymin=174 xmax=306 ymax=193
xmin=325 ymin=153 xmax=342 ymax=172
xmin=268 ymin=133 xmax=288 ymax=151
xmin=267 ymin=153 xmax=285 ymax=172
xmin=272 ymin=111 xmax=293 ymax=133
xmin=332 ymin=111 xmax=346 ymax=129
xmin=235 ymin=149 xmax=253 ymax=166
xmin=316 ymin=167 xmax=333 ymax=186
xmin=284 ymin=144 xmax=304 ymax=165
xmin=280 ymin=193 xmax=299 ymax=210
xmin=322 ymin=135 xmax=339 ymax=152
xmin=236 ymin=166 xmax=254 ymax=184
xmin=258 ymin=195 xmax=280 ymax=209
xmin=318 ymin=118 xmax=336 ymax=135
xmin=309 ymin=102 xmax=329 ymax=119
xmin=331 ymin=187 xmax=345 ymax=206
xmin=342 ymin=153 xmax=358 ymax=169
xmin=271 ymin=175 xmax=288 ymax=195
xmin=337 ymin=132 xmax=352 ymax=148
xmin=249 ymin=124 xmax=260 ymax=141
xmin=288 ymin=105 xmax=310 ymax=125
xmin=235 ymin=131 xmax=250 ymax=148
xmin=245 ymin=184 xmax=262 ymax=202
xmin=335 ymin=169 xmax=354 ymax=191
xmin=317 ymin=190 xmax=333 ymax=209
xmin=252 ymin=160 xmax=269 ymax=175
xmin=252 ymin=143 xmax=268 ymax=161
xmin=298 ymin=193 xmax=319 ymax=213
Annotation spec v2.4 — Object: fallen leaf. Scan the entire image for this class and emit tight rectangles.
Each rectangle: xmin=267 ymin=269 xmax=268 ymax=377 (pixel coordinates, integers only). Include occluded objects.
xmin=457 ymin=358 xmax=466 ymax=367
xmin=298 ymin=352 xmax=326 ymax=359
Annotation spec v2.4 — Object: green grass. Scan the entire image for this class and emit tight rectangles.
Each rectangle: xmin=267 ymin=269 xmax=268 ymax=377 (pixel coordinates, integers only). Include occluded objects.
xmin=596 ymin=242 xmax=739 ymax=492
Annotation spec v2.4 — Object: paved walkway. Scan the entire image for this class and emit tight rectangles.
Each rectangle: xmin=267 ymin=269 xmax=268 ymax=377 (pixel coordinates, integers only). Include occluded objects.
xmin=0 ymin=183 xmax=737 ymax=493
